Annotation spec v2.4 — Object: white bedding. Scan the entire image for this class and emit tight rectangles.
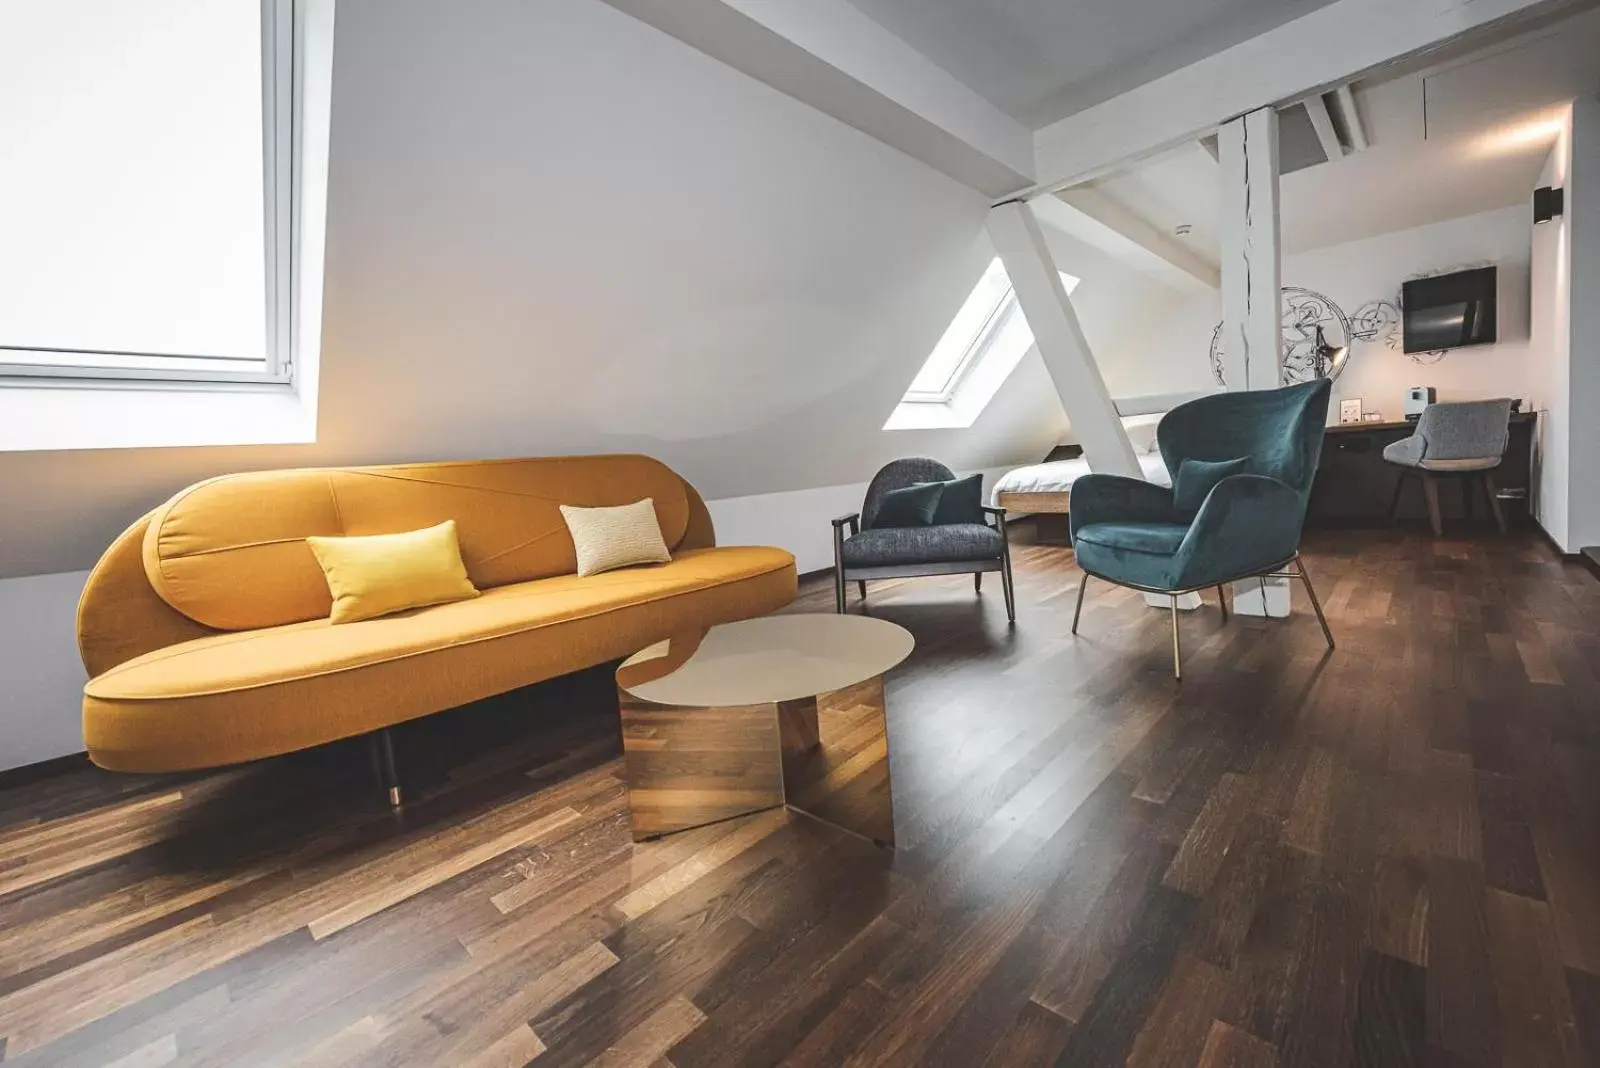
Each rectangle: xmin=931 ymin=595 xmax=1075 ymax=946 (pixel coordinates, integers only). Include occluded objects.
xmin=992 ymin=451 xmax=1171 ymax=501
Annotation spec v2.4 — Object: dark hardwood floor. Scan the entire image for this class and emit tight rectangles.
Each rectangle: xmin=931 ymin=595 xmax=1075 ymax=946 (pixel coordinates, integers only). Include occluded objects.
xmin=2 ymin=528 xmax=1598 ymax=1067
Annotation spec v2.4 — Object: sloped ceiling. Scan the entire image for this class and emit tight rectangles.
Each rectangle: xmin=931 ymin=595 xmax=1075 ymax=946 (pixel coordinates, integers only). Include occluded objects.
xmin=0 ymin=0 xmax=1172 ymax=577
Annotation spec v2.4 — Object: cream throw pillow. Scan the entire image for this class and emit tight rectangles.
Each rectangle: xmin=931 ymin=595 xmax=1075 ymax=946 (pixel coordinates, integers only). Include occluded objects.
xmin=560 ymin=498 xmax=672 ymax=577
xmin=306 ymin=520 xmax=480 ymax=624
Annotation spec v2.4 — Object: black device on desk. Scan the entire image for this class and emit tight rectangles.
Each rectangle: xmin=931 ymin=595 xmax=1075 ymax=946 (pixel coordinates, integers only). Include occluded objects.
xmin=1307 ymin=410 xmax=1535 ymax=527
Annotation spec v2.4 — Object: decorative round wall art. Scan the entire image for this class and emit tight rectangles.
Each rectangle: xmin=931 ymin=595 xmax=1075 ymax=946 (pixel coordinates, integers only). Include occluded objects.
xmin=1209 ymin=287 xmax=1354 ymax=388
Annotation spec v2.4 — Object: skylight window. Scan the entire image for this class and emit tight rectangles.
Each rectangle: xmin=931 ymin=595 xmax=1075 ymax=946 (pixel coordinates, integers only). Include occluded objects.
xmin=886 ymin=258 xmax=1080 ymax=430
xmin=0 ymin=0 xmax=296 ymax=384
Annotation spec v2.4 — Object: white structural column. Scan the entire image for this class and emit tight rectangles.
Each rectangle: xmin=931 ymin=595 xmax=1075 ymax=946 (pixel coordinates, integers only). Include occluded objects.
xmin=986 ymin=202 xmax=1140 ymax=477
xmin=988 ymin=202 xmax=1202 ymax=610
xmin=1219 ymin=107 xmax=1290 ymax=617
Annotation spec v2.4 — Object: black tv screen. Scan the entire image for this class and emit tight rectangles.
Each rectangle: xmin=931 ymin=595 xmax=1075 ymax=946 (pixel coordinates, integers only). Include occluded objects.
xmin=1402 ymin=267 xmax=1497 ymax=353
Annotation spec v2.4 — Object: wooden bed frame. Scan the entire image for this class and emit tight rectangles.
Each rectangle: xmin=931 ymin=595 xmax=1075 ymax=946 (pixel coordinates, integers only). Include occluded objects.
xmin=997 ymin=490 xmax=1074 ymax=545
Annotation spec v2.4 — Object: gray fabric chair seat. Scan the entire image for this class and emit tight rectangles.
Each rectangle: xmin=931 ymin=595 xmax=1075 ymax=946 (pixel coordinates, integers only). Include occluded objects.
xmin=840 ymin=523 xmax=1002 ymax=567
xmin=1381 ymin=439 xmax=1501 ymax=472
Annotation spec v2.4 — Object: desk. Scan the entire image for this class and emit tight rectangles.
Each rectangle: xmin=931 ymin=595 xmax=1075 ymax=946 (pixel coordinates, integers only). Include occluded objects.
xmin=1307 ymin=411 xmax=1535 ymax=527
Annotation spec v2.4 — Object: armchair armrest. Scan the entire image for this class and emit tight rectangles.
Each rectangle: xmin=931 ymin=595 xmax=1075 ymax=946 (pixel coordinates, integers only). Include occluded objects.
xmin=1069 ymin=474 xmax=1176 ymax=538
xmin=1174 ymin=474 xmax=1305 ymax=587
xmin=831 ymin=512 xmax=860 ymax=533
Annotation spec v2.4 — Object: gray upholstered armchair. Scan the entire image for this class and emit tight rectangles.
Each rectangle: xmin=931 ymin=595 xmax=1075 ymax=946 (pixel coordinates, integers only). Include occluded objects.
xmin=832 ymin=458 xmax=1015 ymax=622
xmin=1382 ymin=398 xmax=1514 ymax=535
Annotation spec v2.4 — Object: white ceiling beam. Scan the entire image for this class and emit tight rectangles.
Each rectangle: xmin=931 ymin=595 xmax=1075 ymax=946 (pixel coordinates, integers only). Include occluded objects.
xmin=1031 ymin=190 xmax=1220 ymax=291
xmin=596 ymin=0 xmax=1035 ymax=197
xmin=1303 ymin=94 xmax=1345 ymax=162
xmin=1027 ymin=0 xmax=1572 ymax=194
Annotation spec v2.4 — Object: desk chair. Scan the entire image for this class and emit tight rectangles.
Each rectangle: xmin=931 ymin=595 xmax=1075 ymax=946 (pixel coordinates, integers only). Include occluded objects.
xmin=1382 ymin=399 xmax=1514 ymax=536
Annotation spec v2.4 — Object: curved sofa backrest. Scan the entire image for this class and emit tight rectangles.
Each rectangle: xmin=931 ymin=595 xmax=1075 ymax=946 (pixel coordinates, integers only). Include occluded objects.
xmin=139 ymin=454 xmax=697 ymax=632
xmin=860 ymin=457 xmax=956 ymax=530
xmin=1157 ymin=379 xmax=1332 ymax=496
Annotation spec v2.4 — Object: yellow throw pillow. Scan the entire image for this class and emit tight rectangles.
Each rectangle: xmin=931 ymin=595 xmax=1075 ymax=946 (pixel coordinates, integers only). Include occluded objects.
xmin=559 ymin=498 xmax=672 ymax=577
xmin=306 ymin=520 xmax=480 ymax=624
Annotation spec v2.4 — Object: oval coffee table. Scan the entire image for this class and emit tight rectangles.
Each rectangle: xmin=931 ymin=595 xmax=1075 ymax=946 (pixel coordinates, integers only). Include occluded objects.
xmin=616 ymin=614 xmax=914 ymax=847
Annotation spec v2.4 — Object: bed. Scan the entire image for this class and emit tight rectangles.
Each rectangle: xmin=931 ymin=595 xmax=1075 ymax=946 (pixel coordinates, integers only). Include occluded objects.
xmin=993 ymin=451 xmax=1171 ymax=513
xmin=992 ymin=418 xmax=1170 ymax=543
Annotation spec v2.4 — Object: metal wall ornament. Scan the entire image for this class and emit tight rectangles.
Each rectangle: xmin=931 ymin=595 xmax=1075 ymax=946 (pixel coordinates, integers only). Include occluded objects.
xmin=1209 ymin=288 xmax=1416 ymax=387
xmin=1210 ymin=287 xmax=1354 ymax=388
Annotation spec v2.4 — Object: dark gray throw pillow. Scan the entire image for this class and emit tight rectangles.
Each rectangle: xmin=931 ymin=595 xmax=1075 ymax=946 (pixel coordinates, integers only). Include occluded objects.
xmin=1174 ymin=457 xmax=1250 ymax=515
xmin=914 ymin=473 xmax=985 ymax=525
xmin=871 ymin=483 xmax=944 ymax=528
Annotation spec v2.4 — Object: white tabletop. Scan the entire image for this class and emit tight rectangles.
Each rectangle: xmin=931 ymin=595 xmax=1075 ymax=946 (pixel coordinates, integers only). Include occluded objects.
xmin=617 ymin=613 xmax=914 ymax=707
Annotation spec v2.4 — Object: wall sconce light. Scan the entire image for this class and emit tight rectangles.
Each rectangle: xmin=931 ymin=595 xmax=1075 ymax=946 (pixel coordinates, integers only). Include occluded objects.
xmin=1534 ymin=185 xmax=1565 ymax=224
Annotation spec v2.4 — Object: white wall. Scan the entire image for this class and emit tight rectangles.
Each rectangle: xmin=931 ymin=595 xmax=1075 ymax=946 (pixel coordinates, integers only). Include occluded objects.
xmin=1565 ymin=97 xmax=1600 ymax=551
xmin=1531 ymin=125 xmax=1572 ymax=547
xmin=1119 ymin=206 xmax=1545 ymax=421
xmin=0 ymin=571 xmax=91 ymax=770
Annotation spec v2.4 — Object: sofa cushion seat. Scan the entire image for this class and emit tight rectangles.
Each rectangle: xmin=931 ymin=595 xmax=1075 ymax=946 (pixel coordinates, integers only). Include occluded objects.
xmin=840 ymin=523 xmax=1002 ymax=568
xmin=84 ymin=546 xmax=795 ymax=771
xmin=1073 ymin=521 xmax=1190 ymax=558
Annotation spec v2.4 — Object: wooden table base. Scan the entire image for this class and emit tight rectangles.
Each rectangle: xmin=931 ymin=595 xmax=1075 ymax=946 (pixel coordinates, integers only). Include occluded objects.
xmin=618 ymin=675 xmax=895 ymax=846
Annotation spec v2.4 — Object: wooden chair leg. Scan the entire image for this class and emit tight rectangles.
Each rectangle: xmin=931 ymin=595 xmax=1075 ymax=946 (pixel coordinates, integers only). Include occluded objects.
xmin=1216 ymin=584 xmax=1229 ymax=623
xmin=1421 ymin=475 xmax=1444 ymax=537
xmin=1000 ymin=558 xmax=1016 ymax=624
xmin=857 ymin=581 xmax=867 ymax=601
xmin=1483 ymin=471 xmax=1507 ymax=534
xmin=974 ymin=572 xmax=982 ymax=594
xmin=1388 ymin=471 xmax=1408 ymax=523
xmin=834 ymin=565 xmax=846 ymax=613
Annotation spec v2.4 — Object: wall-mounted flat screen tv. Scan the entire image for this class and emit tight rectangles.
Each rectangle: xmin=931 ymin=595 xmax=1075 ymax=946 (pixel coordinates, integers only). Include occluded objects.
xmin=1402 ymin=266 xmax=1497 ymax=353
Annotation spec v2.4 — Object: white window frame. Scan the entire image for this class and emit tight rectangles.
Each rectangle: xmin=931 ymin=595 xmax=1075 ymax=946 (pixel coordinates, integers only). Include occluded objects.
xmin=898 ymin=264 xmax=1079 ymax=407
xmin=0 ymin=0 xmax=299 ymax=388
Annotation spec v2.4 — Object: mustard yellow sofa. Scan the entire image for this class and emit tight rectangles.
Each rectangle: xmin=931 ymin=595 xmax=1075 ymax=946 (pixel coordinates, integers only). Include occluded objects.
xmin=78 ymin=455 xmax=797 ymax=776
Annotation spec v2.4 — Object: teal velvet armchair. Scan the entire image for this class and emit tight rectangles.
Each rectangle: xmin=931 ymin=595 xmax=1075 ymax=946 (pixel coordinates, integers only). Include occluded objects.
xmin=1069 ymin=379 xmax=1335 ymax=678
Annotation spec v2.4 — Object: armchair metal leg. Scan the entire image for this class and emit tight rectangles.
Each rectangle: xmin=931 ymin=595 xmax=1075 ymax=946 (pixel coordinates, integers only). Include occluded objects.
xmin=1071 ymin=571 xmax=1089 ymax=634
xmin=996 ymin=512 xmax=1016 ymax=624
xmin=1170 ymin=594 xmax=1183 ymax=681
xmin=1294 ymin=554 xmax=1335 ymax=650
xmin=1216 ymin=584 xmax=1229 ymax=623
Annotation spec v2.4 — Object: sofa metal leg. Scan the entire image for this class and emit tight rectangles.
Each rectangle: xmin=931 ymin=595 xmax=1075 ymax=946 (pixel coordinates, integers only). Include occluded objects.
xmin=1216 ymin=584 xmax=1229 ymax=623
xmin=372 ymin=728 xmax=402 ymax=807
xmin=1295 ymin=554 xmax=1335 ymax=651
xmin=1169 ymin=594 xmax=1183 ymax=681
xmin=1071 ymin=572 xmax=1089 ymax=634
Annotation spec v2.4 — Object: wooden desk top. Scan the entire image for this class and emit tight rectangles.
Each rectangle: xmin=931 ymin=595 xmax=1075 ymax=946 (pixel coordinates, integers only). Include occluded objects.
xmin=1323 ymin=410 xmax=1535 ymax=435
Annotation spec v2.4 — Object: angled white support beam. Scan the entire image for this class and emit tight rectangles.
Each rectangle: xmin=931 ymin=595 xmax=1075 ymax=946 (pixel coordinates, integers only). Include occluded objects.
xmin=986 ymin=202 xmax=1139 ymax=478
xmin=597 ymin=0 xmax=1035 ymax=196
xmin=1028 ymin=0 xmax=1568 ymax=192
xmin=1303 ymin=94 xmax=1345 ymax=162
xmin=1219 ymin=109 xmax=1283 ymax=392
xmin=1332 ymin=85 xmax=1370 ymax=152
xmin=1032 ymin=189 xmax=1221 ymax=292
